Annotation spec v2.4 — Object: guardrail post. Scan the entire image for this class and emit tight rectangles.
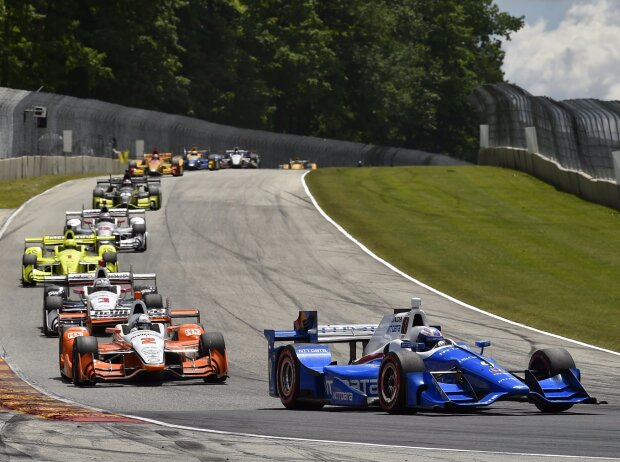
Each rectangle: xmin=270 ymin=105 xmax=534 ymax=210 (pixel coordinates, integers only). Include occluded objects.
xmin=135 ymin=139 xmax=144 ymax=159
xmin=63 ymin=130 xmax=72 ymax=154
xmin=525 ymin=127 xmax=539 ymax=153
xmin=613 ymin=151 xmax=620 ymax=184
xmin=480 ymin=125 xmax=489 ymax=148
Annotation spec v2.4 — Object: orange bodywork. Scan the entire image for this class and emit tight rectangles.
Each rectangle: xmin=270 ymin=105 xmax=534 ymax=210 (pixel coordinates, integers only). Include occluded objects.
xmin=59 ymin=323 xmax=228 ymax=383
xmin=129 ymin=153 xmax=184 ymax=177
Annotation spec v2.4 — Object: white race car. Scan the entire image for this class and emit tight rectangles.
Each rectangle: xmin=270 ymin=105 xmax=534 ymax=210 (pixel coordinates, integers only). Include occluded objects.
xmin=65 ymin=207 xmax=147 ymax=252
xmin=221 ymin=147 xmax=260 ymax=168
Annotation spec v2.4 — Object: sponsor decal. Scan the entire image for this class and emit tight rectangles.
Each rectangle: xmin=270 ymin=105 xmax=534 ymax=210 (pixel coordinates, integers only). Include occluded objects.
xmin=66 ymin=331 xmax=84 ymax=339
xmin=141 ymin=338 xmax=156 ymax=344
xmin=184 ymin=328 xmax=201 ymax=337
xmin=325 ymin=377 xmax=378 ymax=396
xmin=401 ymin=316 xmax=410 ymax=334
xmin=297 ymin=347 xmax=329 ymax=354
xmin=332 ymin=392 xmax=353 ymax=401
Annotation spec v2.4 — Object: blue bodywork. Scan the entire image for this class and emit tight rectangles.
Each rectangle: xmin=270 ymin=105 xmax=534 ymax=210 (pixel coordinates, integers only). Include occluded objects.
xmin=185 ymin=156 xmax=210 ymax=170
xmin=264 ymin=311 xmax=596 ymax=411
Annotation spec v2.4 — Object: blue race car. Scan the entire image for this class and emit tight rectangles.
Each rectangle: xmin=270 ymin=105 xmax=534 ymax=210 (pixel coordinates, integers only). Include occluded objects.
xmin=264 ymin=298 xmax=602 ymax=413
xmin=184 ymin=148 xmax=211 ymax=170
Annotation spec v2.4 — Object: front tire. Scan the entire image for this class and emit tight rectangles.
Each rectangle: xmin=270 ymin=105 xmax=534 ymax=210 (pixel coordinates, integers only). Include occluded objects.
xmin=199 ymin=332 xmax=227 ymax=383
xmin=379 ymin=351 xmax=425 ymax=414
xmin=529 ymin=348 xmax=576 ymax=413
xmin=72 ymin=336 xmax=98 ymax=387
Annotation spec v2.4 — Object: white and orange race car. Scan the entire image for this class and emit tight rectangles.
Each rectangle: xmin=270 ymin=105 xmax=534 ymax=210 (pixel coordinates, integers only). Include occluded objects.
xmin=59 ymin=300 xmax=228 ymax=386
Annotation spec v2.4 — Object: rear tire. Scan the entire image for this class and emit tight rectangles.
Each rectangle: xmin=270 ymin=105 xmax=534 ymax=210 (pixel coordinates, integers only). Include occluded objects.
xmin=72 ymin=336 xmax=98 ymax=387
xmin=143 ymin=293 xmax=163 ymax=310
xmin=379 ymin=351 xmax=425 ymax=414
xmin=529 ymin=348 xmax=576 ymax=413
xmin=43 ymin=295 xmax=63 ymax=336
xmin=102 ymin=252 xmax=117 ymax=263
xmin=276 ymin=346 xmax=324 ymax=410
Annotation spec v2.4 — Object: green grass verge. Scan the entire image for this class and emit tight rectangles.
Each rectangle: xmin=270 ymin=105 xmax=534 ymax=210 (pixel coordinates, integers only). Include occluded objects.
xmin=0 ymin=174 xmax=102 ymax=208
xmin=306 ymin=166 xmax=620 ymax=351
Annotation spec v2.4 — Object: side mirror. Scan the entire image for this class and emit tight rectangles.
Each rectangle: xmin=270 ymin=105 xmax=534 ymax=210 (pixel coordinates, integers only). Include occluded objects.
xmin=475 ymin=339 xmax=491 ymax=354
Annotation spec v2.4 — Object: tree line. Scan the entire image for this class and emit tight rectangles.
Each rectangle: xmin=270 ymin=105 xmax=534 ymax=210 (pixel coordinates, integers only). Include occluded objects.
xmin=0 ymin=0 xmax=522 ymax=160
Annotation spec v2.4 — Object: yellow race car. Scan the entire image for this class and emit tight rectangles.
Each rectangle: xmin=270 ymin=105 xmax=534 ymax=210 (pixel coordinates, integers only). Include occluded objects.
xmin=129 ymin=151 xmax=184 ymax=177
xmin=280 ymin=159 xmax=318 ymax=170
xmin=22 ymin=230 xmax=118 ymax=286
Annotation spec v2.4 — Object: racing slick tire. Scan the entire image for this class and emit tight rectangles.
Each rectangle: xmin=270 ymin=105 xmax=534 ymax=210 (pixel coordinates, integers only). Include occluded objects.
xmin=43 ymin=295 xmax=63 ymax=337
xmin=22 ymin=254 xmax=38 ymax=286
xmin=23 ymin=253 xmax=37 ymax=266
xmin=276 ymin=346 xmax=324 ymax=410
xmin=143 ymin=293 xmax=163 ymax=310
xmin=102 ymin=252 xmax=117 ymax=263
xmin=379 ymin=351 xmax=425 ymax=414
xmin=529 ymin=348 xmax=576 ymax=413
xmin=199 ymin=332 xmax=227 ymax=383
xmin=72 ymin=336 xmax=98 ymax=387
xmin=132 ymin=223 xmax=146 ymax=235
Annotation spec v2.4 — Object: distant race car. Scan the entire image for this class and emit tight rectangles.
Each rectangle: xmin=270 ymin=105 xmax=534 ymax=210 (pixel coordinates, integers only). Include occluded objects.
xmin=207 ymin=152 xmax=223 ymax=170
xmin=42 ymin=267 xmax=199 ymax=336
xmin=184 ymin=147 xmax=210 ymax=170
xmin=221 ymin=147 xmax=260 ymax=169
xmin=65 ymin=207 xmax=147 ymax=252
xmin=264 ymin=298 xmax=602 ymax=413
xmin=59 ymin=299 xmax=228 ymax=385
xmin=92 ymin=175 xmax=162 ymax=210
xmin=280 ymin=159 xmax=317 ymax=170
xmin=22 ymin=230 xmax=118 ymax=286
xmin=129 ymin=151 xmax=183 ymax=177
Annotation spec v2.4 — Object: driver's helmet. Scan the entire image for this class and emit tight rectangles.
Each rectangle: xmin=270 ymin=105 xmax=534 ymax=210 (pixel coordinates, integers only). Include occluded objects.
xmin=413 ymin=326 xmax=445 ymax=351
xmin=122 ymin=178 xmax=132 ymax=186
xmin=94 ymin=278 xmax=111 ymax=290
xmin=66 ymin=218 xmax=81 ymax=229
xmin=63 ymin=237 xmax=77 ymax=249
xmin=99 ymin=207 xmax=113 ymax=222
xmin=191 ymin=145 xmax=198 ymax=152
xmin=135 ymin=314 xmax=152 ymax=331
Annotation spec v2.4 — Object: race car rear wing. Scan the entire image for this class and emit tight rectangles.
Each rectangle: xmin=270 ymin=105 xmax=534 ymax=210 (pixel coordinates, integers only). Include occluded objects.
xmin=264 ymin=311 xmax=378 ymax=363
xmin=25 ymin=234 xmax=115 ymax=247
xmin=43 ymin=272 xmax=157 ymax=286
xmin=66 ymin=208 xmax=145 ymax=219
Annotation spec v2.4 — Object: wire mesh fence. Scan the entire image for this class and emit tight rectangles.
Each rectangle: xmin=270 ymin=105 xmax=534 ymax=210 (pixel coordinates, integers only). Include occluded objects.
xmin=470 ymin=83 xmax=620 ymax=182
xmin=0 ymin=87 xmax=466 ymax=169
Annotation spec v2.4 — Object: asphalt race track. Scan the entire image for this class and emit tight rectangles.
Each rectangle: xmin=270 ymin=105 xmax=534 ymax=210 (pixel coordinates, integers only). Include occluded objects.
xmin=0 ymin=170 xmax=618 ymax=459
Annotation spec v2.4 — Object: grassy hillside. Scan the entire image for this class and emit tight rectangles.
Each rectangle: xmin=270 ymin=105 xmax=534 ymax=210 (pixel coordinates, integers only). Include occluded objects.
xmin=0 ymin=174 xmax=100 ymax=209
xmin=306 ymin=166 xmax=620 ymax=351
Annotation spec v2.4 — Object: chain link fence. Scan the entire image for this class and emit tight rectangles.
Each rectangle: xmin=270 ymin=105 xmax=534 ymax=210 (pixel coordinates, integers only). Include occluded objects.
xmin=470 ymin=83 xmax=620 ymax=182
xmin=0 ymin=87 xmax=467 ymax=169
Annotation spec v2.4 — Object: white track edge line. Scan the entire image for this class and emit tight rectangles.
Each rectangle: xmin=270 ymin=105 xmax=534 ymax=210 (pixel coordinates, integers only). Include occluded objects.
xmin=110 ymin=414 xmax=620 ymax=460
xmin=301 ymin=170 xmax=620 ymax=357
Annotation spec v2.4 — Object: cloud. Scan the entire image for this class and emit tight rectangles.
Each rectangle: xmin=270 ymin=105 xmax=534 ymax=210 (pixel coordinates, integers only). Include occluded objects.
xmin=501 ymin=0 xmax=620 ymax=101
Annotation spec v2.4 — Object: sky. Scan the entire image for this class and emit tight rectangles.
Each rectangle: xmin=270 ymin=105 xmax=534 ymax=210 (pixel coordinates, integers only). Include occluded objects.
xmin=494 ymin=0 xmax=620 ymax=101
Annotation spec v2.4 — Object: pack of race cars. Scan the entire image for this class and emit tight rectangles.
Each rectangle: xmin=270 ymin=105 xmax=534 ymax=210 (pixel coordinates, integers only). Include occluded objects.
xmin=18 ymin=152 xmax=602 ymax=416
xmin=21 ymin=156 xmax=230 ymax=386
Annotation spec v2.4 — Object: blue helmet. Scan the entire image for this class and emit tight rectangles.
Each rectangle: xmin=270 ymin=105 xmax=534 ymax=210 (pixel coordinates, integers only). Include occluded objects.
xmin=415 ymin=326 xmax=444 ymax=351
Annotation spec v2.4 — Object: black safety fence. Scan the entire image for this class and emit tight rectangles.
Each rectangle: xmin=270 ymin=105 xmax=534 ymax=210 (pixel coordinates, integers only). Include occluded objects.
xmin=0 ymin=87 xmax=467 ymax=169
xmin=470 ymin=83 xmax=620 ymax=182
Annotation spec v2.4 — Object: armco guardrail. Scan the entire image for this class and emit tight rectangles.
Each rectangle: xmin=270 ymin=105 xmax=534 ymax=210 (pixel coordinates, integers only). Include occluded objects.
xmin=0 ymin=156 xmax=124 ymax=181
xmin=470 ymin=83 xmax=620 ymax=210
xmin=0 ymin=87 xmax=467 ymax=169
